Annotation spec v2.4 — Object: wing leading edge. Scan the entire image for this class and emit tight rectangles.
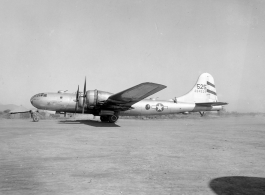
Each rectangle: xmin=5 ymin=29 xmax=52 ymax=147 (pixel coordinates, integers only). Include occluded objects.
xmin=105 ymin=82 xmax=167 ymax=106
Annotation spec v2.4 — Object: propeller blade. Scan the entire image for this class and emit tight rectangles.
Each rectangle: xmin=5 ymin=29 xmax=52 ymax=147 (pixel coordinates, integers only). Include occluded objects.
xmin=82 ymin=77 xmax=86 ymax=114
xmin=74 ymin=85 xmax=79 ymax=114
xmin=76 ymin=85 xmax=79 ymax=101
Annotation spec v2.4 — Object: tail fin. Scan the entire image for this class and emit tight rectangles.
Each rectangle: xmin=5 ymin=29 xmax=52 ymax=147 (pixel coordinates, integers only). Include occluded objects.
xmin=176 ymin=73 xmax=218 ymax=103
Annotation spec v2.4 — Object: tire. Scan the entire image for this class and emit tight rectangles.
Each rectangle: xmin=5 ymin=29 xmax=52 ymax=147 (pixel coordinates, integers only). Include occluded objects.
xmin=32 ymin=114 xmax=39 ymax=122
xmin=100 ymin=116 xmax=108 ymax=122
xmin=108 ymin=115 xmax=119 ymax=123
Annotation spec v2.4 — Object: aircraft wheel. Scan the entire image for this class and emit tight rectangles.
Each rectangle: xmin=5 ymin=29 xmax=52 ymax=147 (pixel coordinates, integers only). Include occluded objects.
xmin=108 ymin=115 xmax=119 ymax=123
xmin=32 ymin=113 xmax=39 ymax=122
xmin=100 ymin=116 xmax=109 ymax=122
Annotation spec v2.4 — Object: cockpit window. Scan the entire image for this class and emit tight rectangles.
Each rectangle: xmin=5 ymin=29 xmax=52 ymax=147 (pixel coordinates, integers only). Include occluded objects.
xmin=33 ymin=93 xmax=47 ymax=98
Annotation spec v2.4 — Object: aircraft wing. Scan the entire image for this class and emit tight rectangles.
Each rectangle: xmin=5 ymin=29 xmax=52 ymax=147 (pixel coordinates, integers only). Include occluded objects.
xmin=9 ymin=107 xmax=34 ymax=114
xmin=105 ymin=82 xmax=167 ymax=107
xmin=195 ymin=102 xmax=228 ymax=107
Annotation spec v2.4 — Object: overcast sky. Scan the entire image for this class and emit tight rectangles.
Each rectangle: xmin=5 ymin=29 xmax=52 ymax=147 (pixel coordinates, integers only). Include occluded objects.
xmin=0 ymin=0 xmax=265 ymax=112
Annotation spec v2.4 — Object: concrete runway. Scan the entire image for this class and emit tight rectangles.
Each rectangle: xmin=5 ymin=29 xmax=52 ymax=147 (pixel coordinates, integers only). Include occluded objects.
xmin=1 ymin=116 xmax=265 ymax=195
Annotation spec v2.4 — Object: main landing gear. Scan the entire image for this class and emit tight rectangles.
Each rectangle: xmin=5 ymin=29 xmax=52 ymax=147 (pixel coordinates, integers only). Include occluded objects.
xmin=100 ymin=115 xmax=119 ymax=123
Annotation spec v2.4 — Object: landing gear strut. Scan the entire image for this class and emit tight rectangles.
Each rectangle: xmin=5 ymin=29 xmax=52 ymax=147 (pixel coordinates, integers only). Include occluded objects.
xmin=199 ymin=111 xmax=205 ymax=117
xmin=100 ymin=115 xmax=119 ymax=123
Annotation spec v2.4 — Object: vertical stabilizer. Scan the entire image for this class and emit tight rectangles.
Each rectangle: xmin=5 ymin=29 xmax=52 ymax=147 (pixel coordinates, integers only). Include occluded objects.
xmin=176 ymin=73 xmax=218 ymax=103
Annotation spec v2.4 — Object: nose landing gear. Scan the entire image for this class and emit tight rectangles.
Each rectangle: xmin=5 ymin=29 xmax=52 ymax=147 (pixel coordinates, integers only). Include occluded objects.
xmin=30 ymin=111 xmax=40 ymax=122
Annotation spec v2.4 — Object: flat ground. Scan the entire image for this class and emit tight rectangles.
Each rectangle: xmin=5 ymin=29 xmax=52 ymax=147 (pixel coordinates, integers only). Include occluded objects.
xmin=0 ymin=116 xmax=265 ymax=195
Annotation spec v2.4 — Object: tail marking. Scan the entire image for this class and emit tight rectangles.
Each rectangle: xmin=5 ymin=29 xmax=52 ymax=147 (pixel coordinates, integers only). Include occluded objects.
xmin=207 ymin=81 xmax=215 ymax=88
xmin=207 ymin=89 xmax=217 ymax=95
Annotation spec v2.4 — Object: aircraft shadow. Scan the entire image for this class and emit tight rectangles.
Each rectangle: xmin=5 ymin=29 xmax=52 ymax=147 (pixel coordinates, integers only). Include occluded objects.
xmin=209 ymin=176 xmax=265 ymax=195
xmin=59 ymin=120 xmax=120 ymax=127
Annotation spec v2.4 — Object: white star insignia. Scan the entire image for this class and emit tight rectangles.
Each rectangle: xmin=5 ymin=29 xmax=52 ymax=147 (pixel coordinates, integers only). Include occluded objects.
xmin=152 ymin=103 xmax=167 ymax=112
xmin=156 ymin=103 xmax=164 ymax=112
xmin=157 ymin=104 xmax=163 ymax=111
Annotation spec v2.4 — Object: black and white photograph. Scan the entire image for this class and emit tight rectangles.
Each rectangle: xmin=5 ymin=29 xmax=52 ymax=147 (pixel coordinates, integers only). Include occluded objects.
xmin=1 ymin=0 xmax=265 ymax=194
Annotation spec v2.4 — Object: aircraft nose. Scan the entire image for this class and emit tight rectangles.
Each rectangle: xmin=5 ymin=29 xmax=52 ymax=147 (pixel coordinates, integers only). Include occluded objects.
xmin=30 ymin=95 xmax=37 ymax=107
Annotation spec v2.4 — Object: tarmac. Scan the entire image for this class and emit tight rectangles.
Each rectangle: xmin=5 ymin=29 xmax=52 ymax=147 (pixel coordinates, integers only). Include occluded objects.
xmin=1 ymin=116 xmax=265 ymax=195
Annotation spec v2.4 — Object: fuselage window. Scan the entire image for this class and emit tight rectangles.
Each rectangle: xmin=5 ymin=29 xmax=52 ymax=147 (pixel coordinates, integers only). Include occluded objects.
xmin=60 ymin=96 xmax=63 ymax=99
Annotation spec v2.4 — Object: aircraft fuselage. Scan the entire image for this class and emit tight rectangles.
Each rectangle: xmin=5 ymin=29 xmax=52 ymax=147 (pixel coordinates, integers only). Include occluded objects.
xmin=30 ymin=92 xmax=222 ymax=116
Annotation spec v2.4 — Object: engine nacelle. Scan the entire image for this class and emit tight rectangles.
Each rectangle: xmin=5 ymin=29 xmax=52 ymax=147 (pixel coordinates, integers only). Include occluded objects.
xmin=78 ymin=90 xmax=112 ymax=108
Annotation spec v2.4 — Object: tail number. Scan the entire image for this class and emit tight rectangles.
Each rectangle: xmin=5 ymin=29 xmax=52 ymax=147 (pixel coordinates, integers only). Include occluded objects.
xmin=197 ymin=84 xmax=206 ymax=89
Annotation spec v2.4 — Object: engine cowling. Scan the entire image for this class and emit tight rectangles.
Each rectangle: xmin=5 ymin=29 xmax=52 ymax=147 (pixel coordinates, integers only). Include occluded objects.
xmin=78 ymin=90 xmax=112 ymax=108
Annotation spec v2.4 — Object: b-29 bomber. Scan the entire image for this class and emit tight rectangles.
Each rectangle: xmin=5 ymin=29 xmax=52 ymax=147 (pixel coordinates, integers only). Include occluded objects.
xmin=28 ymin=73 xmax=227 ymax=123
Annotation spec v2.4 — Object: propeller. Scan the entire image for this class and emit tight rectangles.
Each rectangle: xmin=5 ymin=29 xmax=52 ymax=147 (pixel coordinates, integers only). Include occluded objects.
xmin=74 ymin=77 xmax=87 ymax=114
xmin=82 ymin=77 xmax=87 ymax=114
xmin=74 ymin=85 xmax=79 ymax=114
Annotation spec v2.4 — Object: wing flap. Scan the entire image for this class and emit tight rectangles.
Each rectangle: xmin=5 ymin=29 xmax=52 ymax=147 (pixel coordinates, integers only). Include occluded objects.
xmin=106 ymin=82 xmax=166 ymax=106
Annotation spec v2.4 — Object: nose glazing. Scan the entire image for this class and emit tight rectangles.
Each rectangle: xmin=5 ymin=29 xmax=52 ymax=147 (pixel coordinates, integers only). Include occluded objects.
xmin=30 ymin=95 xmax=37 ymax=107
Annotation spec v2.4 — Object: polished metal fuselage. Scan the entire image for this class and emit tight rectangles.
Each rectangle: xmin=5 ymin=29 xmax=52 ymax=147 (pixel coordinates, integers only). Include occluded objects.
xmin=120 ymin=99 xmax=222 ymax=115
xmin=30 ymin=92 xmax=222 ymax=116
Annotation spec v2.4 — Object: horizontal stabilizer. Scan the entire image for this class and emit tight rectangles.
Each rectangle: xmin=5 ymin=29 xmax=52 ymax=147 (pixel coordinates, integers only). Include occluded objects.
xmin=195 ymin=102 xmax=228 ymax=107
